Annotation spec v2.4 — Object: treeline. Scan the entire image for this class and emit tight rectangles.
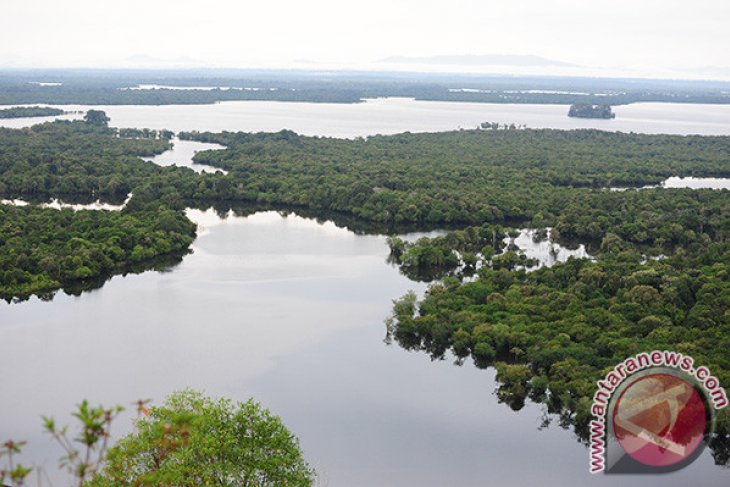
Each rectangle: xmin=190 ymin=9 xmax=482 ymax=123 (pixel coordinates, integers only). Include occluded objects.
xmin=0 ymin=106 xmax=65 ymax=119
xmin=0 ymin=120 xmax=175 ymax=200
xmin=0 ymin=85 xmax=362 ymax=105
xmin=6 ymin=120 xmax=727 ymax=243
xmin=2 ymin=71 xmax=730 ymax=105
xmin=117 ymin=127 xmax=174 ymax=140
xmin=181 ymin=128 xmax=730 ymax=229
xmin=567 ymin=104 xmax=615 ymax=119
xmin=0 ymin=203 xmax=196 ymax=301
xmin=0 ymin=115 xmax=228 ymax=300
xmin=2 ymin=119 xmax=729 ymax=296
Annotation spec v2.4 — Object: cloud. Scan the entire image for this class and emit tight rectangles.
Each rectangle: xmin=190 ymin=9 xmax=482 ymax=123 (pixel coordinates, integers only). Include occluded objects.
xmin=379 ymin=55 xmax=580 ymax=68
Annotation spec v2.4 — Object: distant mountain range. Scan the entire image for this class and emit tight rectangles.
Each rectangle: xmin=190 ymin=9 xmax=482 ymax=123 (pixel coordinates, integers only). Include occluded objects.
xmin=123 ymin=54 xmax=204 ymax=68
xmin=379 ymin=54 xmax=579 ymax=67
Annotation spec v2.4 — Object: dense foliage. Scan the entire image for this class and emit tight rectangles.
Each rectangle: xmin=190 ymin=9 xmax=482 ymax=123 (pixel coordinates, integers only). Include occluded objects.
xmin=91 ymin=390 xmax=314 ymax=486
xmin=387 ymin=222 xmax=730 ymax=463
xmin=568 ymin=104 xmax=614 ymax=119
xmin=0 ymin=121 xmax=175 ymax=200
xmin=3 ymin=391 xmax=313 ymax=486
xmin=184 ymin=128 xmax=730 ymax=229
xmin=0 ymin=106 xmax=64 ymax=119
xmin=387 ymin=224 xmax=509 ymax=281
xmin=0 ymin=204 xmax=196 ymax=301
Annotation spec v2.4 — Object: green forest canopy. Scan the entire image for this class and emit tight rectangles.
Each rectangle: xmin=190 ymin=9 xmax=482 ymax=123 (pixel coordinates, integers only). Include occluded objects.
xmin=0 ymin=114 xmax=728 ymax=462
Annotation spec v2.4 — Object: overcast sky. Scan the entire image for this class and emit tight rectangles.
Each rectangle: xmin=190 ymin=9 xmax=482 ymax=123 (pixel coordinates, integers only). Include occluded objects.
xmin=2 ymin=0 xmax=729 ymax=79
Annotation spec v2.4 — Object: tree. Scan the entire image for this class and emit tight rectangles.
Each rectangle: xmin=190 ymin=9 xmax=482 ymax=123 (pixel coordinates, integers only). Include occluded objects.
xmin=90 ymin=390 xmax=314 ymax=486
xmin=84 ymin=110 xmax=110 ymax=126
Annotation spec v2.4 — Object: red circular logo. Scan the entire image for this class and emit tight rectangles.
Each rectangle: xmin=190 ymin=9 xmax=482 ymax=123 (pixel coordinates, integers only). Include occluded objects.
xmin=612 ymin=373 xmax=707 ymax=467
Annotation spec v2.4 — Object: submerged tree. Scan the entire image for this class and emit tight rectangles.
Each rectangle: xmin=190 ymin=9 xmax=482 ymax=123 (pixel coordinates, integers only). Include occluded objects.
xmin=83 ymin=110 xmax=110 ymax=126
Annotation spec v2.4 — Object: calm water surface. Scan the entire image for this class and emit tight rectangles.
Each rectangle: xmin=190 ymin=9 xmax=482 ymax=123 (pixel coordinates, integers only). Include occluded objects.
xmin=611 ymin=177 xmax=730 ymax=191
xmin=143 ymin=137 xmax=228 ymax=174
xmin=507 ymin=228 xmax=593 ymax=269
xmin=1 ymin=99 xmax=729 ymax=485
xmin=0 ymin=195 xmax=129 ymax=211
xmin=662 ymin=177 xmax=730 ymax=190
xmin=0 ymin=211 xmax=726 ymax=486
xmin=2 ymin=99 xmax=730 ymax=136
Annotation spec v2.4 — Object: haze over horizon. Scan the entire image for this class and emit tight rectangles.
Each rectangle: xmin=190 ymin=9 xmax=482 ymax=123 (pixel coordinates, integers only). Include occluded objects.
xmin=2 ymin=0 xmax=729 ymax=81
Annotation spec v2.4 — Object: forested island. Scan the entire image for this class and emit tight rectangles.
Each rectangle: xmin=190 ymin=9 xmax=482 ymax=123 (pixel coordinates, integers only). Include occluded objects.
xmin=0 ymin=113 xmax=728 ymax=463
xmin=568 ymin=104 xmax=615 ymax=119
xmin=0 ymin=106 xmax=65 ymax=119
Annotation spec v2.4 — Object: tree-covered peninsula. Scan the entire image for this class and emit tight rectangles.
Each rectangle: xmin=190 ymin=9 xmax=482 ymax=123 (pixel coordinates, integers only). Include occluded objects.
xmin=0 ymin=115 xmax=198 ymax=301
xmin=0 ymin=204 xmax=196 ymax=302
xmin=181 ymin=127 xmax=730 ymax=228
xmin=0 ymin=106 xmax=65 ymax=119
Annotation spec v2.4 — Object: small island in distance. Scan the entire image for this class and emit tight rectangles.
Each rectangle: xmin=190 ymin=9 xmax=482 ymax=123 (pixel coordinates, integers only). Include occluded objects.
xmin=568 ymin=103 xmax=615 ymax=119
xmin=0 ymin=106 xmax=65 ymax=119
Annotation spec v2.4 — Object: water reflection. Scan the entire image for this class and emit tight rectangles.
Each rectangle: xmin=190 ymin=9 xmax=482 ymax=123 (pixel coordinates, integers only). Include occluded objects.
xmin=611 ymin=176 xmax=730 ymax=191
xmin=662 ymin=177 xmax=730 ymax=190
xmin=187 ymin=200 xmax=460 ymax=235
xmin=143 ymin=137 xmax=228 ymax=174
xmin=388 ymin=227 xmax=594 ymax=283
xmin=3 ymin=251 xmax=188 ymax=304
xmin=0 ymin=210 xmax=727 ymax=486
xmin=505 ymin=228 xmax=593 ymax=269
xmin=0 ymin=194 xmax=131 ymax=211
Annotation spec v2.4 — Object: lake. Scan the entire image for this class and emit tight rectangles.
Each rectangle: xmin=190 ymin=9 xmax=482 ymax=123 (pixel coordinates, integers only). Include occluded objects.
xmin=0 ymin=210 xmax=727 ymax=486
xmin=1 ymin=99 xmax=729 ymax=486
xmin=2 ymin=98 xmax=730 ymax=136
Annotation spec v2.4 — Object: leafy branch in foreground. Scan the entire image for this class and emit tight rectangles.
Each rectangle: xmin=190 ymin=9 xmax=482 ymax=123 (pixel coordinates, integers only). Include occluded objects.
xmin=91 ymin=390 xmax=315 ymax=486
xmin=0 ymin=440 xmax=32 ymax=486
xmin=42 ymin=401 xmax=124 ymax=486
xmin=2 ymin=391 xmax=314 ymax=487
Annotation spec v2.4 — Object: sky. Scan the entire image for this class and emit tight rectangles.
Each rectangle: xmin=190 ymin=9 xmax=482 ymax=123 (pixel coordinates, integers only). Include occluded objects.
xmin=1 ymin=0 xmax=729 ymax=79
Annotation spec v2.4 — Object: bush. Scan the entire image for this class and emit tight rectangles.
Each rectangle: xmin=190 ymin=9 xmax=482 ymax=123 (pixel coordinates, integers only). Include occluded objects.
xmin=91 ymin=390 xmax=314 ymax=486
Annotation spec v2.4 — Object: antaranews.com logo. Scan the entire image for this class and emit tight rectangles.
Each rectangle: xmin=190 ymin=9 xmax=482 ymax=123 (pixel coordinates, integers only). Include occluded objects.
xmin=589 ymin=350 xmax=728 ymax=474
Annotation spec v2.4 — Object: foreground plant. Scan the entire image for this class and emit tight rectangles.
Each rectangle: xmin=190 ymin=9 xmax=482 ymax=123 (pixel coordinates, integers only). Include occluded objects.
xmin=88 ymin=390 xmax=314 ymax=486
xmin=42 ymin=401 xmax=124 ymax=486
xmin=3 ymin=391 xmax=313 ymax=486
xmin=0 ymin=440 xmax=32 ymax=486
